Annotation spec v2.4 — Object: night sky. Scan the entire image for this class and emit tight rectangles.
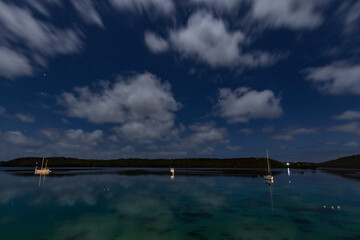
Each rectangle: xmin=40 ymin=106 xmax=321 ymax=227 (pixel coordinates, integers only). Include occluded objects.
xmin=0 ymin=0 xmax=359 ymax=162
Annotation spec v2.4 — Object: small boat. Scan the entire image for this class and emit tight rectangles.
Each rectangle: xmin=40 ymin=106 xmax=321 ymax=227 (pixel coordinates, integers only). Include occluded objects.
xmin=170 ymin=167 xmax=175 ymax=180
xmin=35 ymin=157 xmax=51 ymax=175
xmin=264 ymin=149 xmax=274 ymax=183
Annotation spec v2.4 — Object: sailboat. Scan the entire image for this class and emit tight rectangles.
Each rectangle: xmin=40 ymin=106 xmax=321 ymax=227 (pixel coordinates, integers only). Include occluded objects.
xmin=35 ymin=157 xmax=51 ymax=175
xmin=264 ymin=149 xmax=274 ymax=183
xmin=35 ymin=158 xmax=51 ymax=187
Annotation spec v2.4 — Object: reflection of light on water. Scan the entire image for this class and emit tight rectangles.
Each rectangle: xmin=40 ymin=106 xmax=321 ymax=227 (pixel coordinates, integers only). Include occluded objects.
xmin=269 ymin=183 xmax=274 ymax=211
xmin=287 ymin=168 xmax=291 ymax=176
xmin=264 ymin=180 xmax=274 ymax=211
xmin=323 ymin=205 xmax=341 ymax=211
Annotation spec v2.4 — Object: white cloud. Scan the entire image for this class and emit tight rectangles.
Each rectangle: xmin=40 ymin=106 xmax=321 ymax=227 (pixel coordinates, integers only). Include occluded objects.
xmin=333 ymin=110 xmax=360 ymax=120
xmin=71 ymin=0 xmax=104 ymax=28
xmin=217 ymin=87 xmax=282 ymax=123
xmin=120 ymin=145 xmax=135 ymax=153
xmin=0 ymin=106 xmax=35 ymax=123
xmin=110 ymin=0 xmax=175 ymax=16
xmin=0 ymin=106 xmax=5 ymax=115
xmin=145 ymin=11 xmax=277 ymax=68
xmin=273 ymin=127 xmax=317 ymax=141
xmin=0 ymin=128 xmax=108 ymax=160
xmin=0 ymin=2 xmax=82 ymax=56
xmin=144 ymin=32 xmax=169 ymax=53
xmin=188 ymin=122 xmax=227 ymax=144
xmin=25 ymin=1 xmax=50 ymax=16
xmin=169 ymin=11 xmax=244 ymax=67
xmin=113 ymin=119 xmax=178 ymax=143
xmin=328 ymin=122 xmax=360 ymax=135
xmin=326 ymin=140 xmax=360 ymax=148
xmin=226 ymin=145 xmax=242 ymax=152
xmin=239 ymin=128 xmax=253 ymax=135
xmin=272 ymin=134 xmax=294 ymax=141
xmin=304 ymin=62 xmax=360 ymax=95
xmin=126 ymin=122 xmax=227 ymax=157
xmin=338 ymin=1 xmax=360 ymax=34
xmin=287 ymin=128 xmax=317 ymax=135
xmin=0 ymin=47 xmax=33 ymax=79
xmin=189 ymin=0 xmax=326 ymax=30
xmin=261 ymin=125 xmax=274 ymax=133
xmin=58 ymin=73 xmax=179 ymax=124
xmin=58 ymin=72 xmax=181 ymax=143
xmin=15 ymin=113 xmax=35 ymax=123
xmin=0 ymin=1 xmax=83 ymax=79
xmin=189 ymin=0 xmax=243 ymax=12
xmin=40 ymin=128 xmax=103 ymax=151
xmin=344 ymin=141 xmax=358 ymax=147
xmin=250 ymin=0 xmax=324 ymax=30
xmin=196 ymin=146 xmax=215 ymax=155
xmin=1 ymin=131 xmax=40 ymax=146
xmin=168 ymin=11 xmax=275 ymax=68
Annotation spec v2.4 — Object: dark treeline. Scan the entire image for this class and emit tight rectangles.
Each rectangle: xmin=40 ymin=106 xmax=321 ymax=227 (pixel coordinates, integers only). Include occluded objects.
xmin=1 ymin=154 xmax=359 ymax=168
xmin=0 ymin=157 xmax=317 ymax=168
xmin=318 ymin=154 xmax=360 ymax=168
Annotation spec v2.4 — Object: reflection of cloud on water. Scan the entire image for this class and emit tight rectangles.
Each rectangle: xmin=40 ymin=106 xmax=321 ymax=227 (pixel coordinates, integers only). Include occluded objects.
xmin=0 ymin=173 xmax=34 ymax=204
xmin=0 ymin=216 xmax=16 ymax=223
xmin=1 ymin=170 xmax=233 ymax=211
xmin=31 ymin=175 xmax=104 ymax=206
xmin=50 ymin=182 xmax=97 ymax=206
xmin=51 ymin=214 xmax=122 ymax=240
xmin=0 ymin=189 xmax=21 ymax=204
xmin=51 ymin=212 xmax=183 ymax=240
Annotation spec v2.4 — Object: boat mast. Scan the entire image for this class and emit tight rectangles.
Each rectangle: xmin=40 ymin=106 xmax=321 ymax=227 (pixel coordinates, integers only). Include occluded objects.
xmin=266 ymin=149 xmax=271 ymax=175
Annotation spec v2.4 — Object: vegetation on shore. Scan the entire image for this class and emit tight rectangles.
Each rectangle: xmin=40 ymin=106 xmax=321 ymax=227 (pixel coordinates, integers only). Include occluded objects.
xmin=318 ymin=154 xmax=360 ymax=168
xmin=0 ymin=154 xmax=358 ymax=168
xmin=0 ymin=157 xmax=316 ymax=168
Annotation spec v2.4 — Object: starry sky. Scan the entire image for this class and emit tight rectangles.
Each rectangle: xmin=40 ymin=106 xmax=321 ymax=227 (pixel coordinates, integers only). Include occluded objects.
xmin=0 ymin=0 xmax=359 ymax=162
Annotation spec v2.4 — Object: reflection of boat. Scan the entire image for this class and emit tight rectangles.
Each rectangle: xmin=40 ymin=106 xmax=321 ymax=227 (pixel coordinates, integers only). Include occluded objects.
xmin=170 ymin=167 xmax=175 ymax=180
xmin=35 ymin=158 xmax=51 ymax=187
xmin=35 ymin=158 xmax=51 ymax=175
xmin=264 ymin=149 xmax=274 ymax=183
xmin=268 ymin=181 xmax=274 ymax=211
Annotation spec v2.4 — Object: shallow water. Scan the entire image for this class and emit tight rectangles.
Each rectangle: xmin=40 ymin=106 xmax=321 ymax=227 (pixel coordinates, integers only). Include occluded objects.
xmin=0 ymin=168 xmax=359 ymax=240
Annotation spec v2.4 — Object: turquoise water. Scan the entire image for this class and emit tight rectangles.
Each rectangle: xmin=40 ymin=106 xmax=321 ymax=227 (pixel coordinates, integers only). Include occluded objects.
xmin=0 ymin=168 xmax=359 ymax=240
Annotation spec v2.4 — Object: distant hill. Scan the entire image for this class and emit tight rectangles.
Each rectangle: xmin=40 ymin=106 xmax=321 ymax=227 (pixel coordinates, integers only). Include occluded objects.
xmin=0 ymin=157 xmax=315 ymax=169
xmin=6 ymin=155 xmax=360 ymax=168
xmin=318 ymin=154 xmax=360 ymax=168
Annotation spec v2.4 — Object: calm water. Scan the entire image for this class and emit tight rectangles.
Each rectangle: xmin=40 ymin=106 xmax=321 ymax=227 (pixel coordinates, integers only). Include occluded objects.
xmin=0 ymin=168 xmax=359 ymax=240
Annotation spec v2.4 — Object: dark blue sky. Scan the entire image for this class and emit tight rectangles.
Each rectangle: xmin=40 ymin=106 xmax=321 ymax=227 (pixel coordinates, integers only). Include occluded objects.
xmin=0 ymin=0 xmax=359 ymax=162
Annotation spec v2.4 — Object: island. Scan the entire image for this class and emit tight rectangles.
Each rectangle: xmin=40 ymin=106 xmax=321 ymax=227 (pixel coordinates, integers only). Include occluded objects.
xmin=0 ymin=157 xmax=316 ymax=168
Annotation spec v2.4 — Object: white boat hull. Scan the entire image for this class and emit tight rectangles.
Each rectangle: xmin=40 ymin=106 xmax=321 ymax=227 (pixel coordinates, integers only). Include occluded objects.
xmin=264 ymin=175 xmax=274 ymax=184
xmin=35 ymin=169 xmax=51 ymax=175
